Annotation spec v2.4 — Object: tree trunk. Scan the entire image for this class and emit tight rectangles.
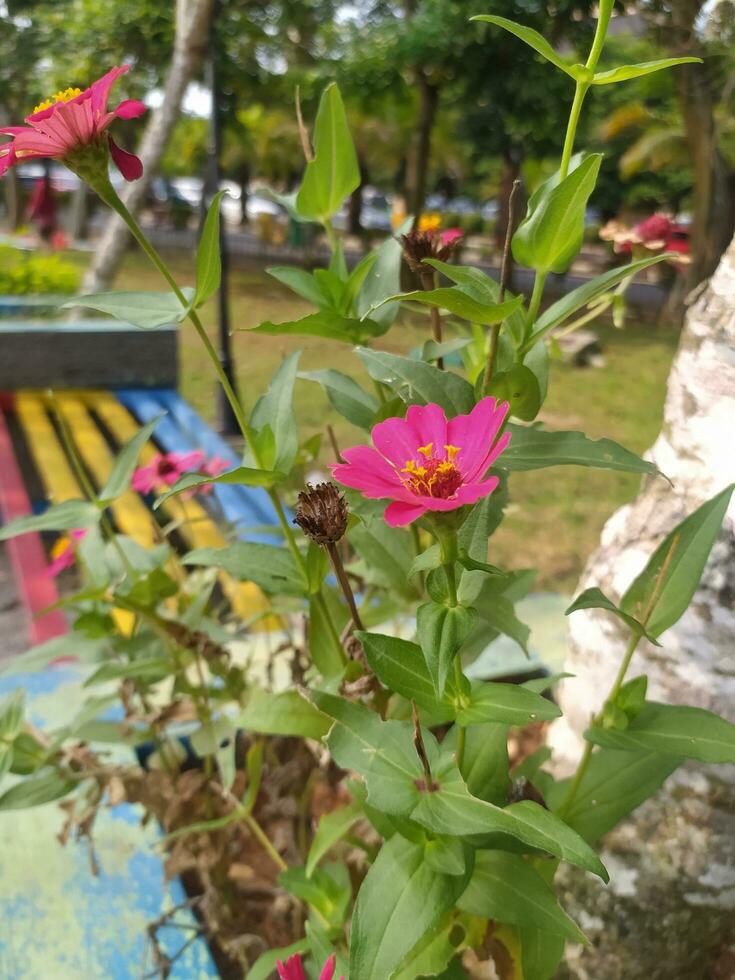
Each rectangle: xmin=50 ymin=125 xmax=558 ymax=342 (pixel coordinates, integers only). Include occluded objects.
xmin=405 ymin=72 xmax=439 ymax=223
xmin=69 ymin=183 xmax=89 ymax=242
xmin=82 ymin=0 xmax=214 ymax=292
xmin=665 ymin=0 xmax=735 ymax=293
xmin=550 ymin=233 xmax=735 ymax=978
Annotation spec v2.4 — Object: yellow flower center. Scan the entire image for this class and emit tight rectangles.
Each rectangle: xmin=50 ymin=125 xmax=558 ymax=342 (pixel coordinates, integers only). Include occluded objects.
xmin=33 ymin=87 xmax=82 ymax=114
xmin=50 ymin=535 xmax=72 ymax=560
xmin=401 ymin=444 xmax=463 ymax=498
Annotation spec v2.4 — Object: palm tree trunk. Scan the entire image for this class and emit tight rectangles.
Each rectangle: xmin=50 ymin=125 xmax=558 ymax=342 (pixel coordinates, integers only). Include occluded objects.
xmin=82 ymin=0 xmax=214 ymax=292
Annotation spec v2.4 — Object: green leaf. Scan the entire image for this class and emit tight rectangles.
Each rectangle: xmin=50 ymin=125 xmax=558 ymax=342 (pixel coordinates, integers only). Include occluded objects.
xmin=350 ymin=516 xmax=417 ymax=598
xmin=63 ymin=289 xmax=193 ymax=329
xmin=376 ymin=287 xmax=523 ymax=327
xmin=189 ymin=716 xmax=235 ymax=757
xmin=295 ymin=83 xmax=360 ymax=222
xmin=471 ymin=15 xmax=582 ymax=78
xmin=413 ymin=760 xmax=608 ymax=880
xmin=0 ymin=768 xmax=76 ymax=810
xmin=153 ymin=466 xmax=283 ymax=508
xmin=356 ymin=225 xmax=409 ymax=327
xmin=453 ymin=723 xmax=507 ymax=806
xmin=245 ymin=940 xmax=310 ymax=980
xmin=417 ymin=602 xmax=478 ymax=697
xmin=308 ymin=587 xmax=350 ymax=678
xmin=473 ymin=587 xmax=531 ymax=657
xmin=592 ymin=57 xmax=702 ymax=85
xmin=183 ymin=543 xmax=307 ymax=597
xmin=250 ymin=310 xmax=387 ymax=343
xmin=0 ymin=690 xmax=24 ymax=741
xmin=300 ymin=369 xmax=379 ymax=430
xmin=457 ymin=682 xmax=561 ymax=727
xmin=349 ymin=834 xmax=471 ymax=980
xmin=585 ymin=702 xmax=735 ymax=764
xmin=0 ymin=635 xmax=111 ymax=677
xmin=249 ymin=351 xmax=301 ymax=474
xmin=358 ymin=631 xmax=452 ymax=714
xmin=392 ymin=912 xmax=470 ymax=980
xmin=487 ymin=365 xmax=541 ymax=422
xmin=0 ymin=500 xmax=99 ymax=540
xmin=306 ymin=800 xmax=363 ymax=877
xmin=502 ymin=425 xmax=661 ymax=477
xmin=194 ymin=189 xmax=228 ymax=307
xmin=513 ymin=155 xmax=602 ymax=274
xmin=547 ymin=748 xmax=678 ymax=842
xmin=355 ymin=348 xmax=475 ymax=416
xmin=526 ymin=254 xmax=675 ymax=349
xmin=97 ymin=417 xmax=160 ymax=503
xmin=620 ymin=485 xmax=734 ymax=637
xmin=519 ymin=926 xmax=566 ymax=980
xmin=83 ymin=656 xmax=171 ymax=687
xmin=316 ymin=694 xmax=606 ymax=879
xmin=458 ymin=850 xmax=586 ymax=942
xmin=279 ymin=864 xmax=351 ymax=929
xmin=238 ymin=689 xmax=330 ymax=740
xmin=566 ymin=587 xmax=661 ymax=645
xmin=267 ymin=265 xmax=329 ymax=307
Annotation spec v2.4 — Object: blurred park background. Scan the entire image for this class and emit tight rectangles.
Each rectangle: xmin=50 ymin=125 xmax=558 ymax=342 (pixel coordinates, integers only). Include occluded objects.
xmin=1 ymin=0 xmax=733 ymax=592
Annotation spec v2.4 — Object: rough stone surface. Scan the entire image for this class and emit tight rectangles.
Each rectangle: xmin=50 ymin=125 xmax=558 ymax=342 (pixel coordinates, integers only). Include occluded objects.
xmin=549 ymin=235 xmax=735 ymax=977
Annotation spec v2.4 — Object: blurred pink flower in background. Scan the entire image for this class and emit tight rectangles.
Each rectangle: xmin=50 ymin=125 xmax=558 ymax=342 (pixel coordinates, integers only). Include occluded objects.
xmin=0 ymin=65 xmax=145 ymax=181
xmin=47 ymin=529 xmax=88 ymax=577
xmin=333 ymin=398 xmax=510 ymax=527
xmin=132 ymin=451 xmax=206 ymax=494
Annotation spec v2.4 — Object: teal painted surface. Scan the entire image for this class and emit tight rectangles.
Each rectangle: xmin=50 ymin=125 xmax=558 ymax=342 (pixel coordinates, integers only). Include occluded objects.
xmin=0 ymin=669 xmax=218 ymax=979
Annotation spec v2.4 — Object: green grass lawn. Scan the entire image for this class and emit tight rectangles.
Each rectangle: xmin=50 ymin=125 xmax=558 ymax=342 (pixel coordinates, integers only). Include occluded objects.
xmin=110 ymin=250 xmax=679 ymax=592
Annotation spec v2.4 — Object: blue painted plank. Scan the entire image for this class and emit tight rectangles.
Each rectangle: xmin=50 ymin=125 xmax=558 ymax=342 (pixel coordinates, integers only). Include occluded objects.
xmin=116 ymin=388 xmax=280 ymax=544
xmin=0 ymin=668 xmax=218 ymax=979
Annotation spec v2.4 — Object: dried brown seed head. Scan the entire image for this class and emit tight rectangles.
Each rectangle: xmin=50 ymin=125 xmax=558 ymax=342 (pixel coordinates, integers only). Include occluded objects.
xmin=294 ymin=482 xmax=349 ymax=545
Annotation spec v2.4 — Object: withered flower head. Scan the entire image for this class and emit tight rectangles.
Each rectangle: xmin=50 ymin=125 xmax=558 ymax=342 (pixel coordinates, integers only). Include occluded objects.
xmin=399 ymin=228 xmax=464 ymax=274
xmin=294 ymin=482 xmax=348 ymax=545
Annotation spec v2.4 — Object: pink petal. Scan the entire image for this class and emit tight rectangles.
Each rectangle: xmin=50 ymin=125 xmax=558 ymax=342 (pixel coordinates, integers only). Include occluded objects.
xmin=276 ymin=956 xmax=307 ymax=980
xmin=131 ymin=466 xmax=156 ymax=494
xmin=447 ymin=397 xmax=509 ymax=480
xmin=47 ymin=547 xmax=75 ymax=578
xmin=109 ymin=135 xmax=143 ymax=181
xmin=319 ymin=955 xmax=337 ymax=980
xmin=384 ymin=500 xmax=428 ymax=527
xmin=333 ymin=446 xmax=405 ymax=497
xmin=171 ymin=450 xmax=206 ymax=471
xmin=474 ymin=429 xmax=511 ymax=475
xmin=114 ymin=98 xmax=147 ymax=120
xmin=90 ymin=65 xmax=129 ymax=115
xmin=371 ymin=414 xmax=420 ymax=468
xmin=404 ymin=403 xmax=448 ymax=454
xmin=203 ymin=455 xmax=229 ymax=477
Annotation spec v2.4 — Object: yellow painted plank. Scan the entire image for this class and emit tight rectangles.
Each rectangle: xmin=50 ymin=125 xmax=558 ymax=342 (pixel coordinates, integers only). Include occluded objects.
xmin=15 ymin=392 xmax=81 ymax=504
xmin=85 ymin=391 xmax=273 ymax=625
xmin=15 ymin=391 xmax=134 ymax=635
xmin=52 ymin=393 xmax=157 ymax=549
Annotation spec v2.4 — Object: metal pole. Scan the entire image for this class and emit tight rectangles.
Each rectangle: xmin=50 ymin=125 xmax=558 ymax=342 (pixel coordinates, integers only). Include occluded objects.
xmin=204 ymin=5 xmax=239 ymax=436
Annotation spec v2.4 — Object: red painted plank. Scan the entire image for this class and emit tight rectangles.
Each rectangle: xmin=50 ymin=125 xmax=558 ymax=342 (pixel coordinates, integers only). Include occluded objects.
xmin=0 ymin=406 xmax=67 ymax=645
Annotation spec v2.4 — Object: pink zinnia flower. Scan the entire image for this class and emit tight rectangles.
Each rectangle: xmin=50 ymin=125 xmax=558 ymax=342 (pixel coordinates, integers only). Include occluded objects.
xmin=131 ymin=451 xmax=205 ymax=494
xmin=277 ymin=953 xmax=341 ymax=980
xmin=0 ymin=66 xmax=146 ymax=182
xmin=332 ymin=398 xmax=510 ymax=527
xmin=47 ymin=529 xmax=88 ymax=577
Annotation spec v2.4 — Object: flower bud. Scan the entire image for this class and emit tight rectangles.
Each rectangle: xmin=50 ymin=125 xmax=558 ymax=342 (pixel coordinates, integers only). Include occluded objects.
xmin=294 ymin=482 xmax=348 ymax=545
xmin=399 ymin=228 xmax=464 ymax=273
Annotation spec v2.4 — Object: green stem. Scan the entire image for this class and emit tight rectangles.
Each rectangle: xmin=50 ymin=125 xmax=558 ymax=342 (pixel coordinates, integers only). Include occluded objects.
xmin=558 ymin=631 xmax=641 ymax=819
xmin=243 ymin=811 xmax=288 ymax=872
xmin=529 ymin=0 xmax=613 ymax=329
xmin=454 ymin=659 xmax=467 ymax=771
xmin=527 ymin=272 xmax=547 ymax=325
xmin=95 ymin=180 xmax=345 ymax=668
